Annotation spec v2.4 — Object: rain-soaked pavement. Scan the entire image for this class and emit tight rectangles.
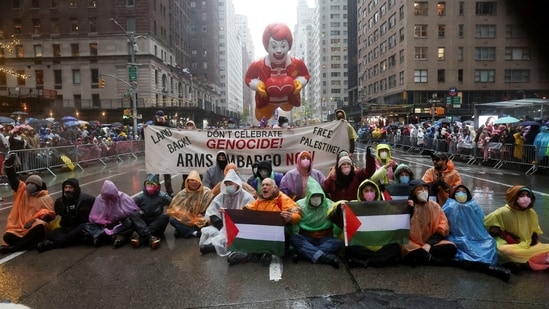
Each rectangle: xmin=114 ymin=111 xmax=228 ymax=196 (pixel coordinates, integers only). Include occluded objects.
xmin=0 ymin=145 xmax=548 ymax=309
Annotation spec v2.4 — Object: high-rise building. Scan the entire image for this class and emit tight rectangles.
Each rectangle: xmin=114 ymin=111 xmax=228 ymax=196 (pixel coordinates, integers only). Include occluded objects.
xmin=0 ymin=0 xmax=225 ymax=128
xmin=356 ymin=0 xmax=549 ymax=126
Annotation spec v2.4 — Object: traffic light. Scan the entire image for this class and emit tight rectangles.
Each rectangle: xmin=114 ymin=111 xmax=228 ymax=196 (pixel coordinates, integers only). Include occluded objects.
xmin=99 ymin=78 xmax=105 ymax=88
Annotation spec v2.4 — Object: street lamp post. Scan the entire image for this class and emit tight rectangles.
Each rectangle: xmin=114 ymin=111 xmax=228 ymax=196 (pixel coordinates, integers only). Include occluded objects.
xmin=110 ymin=18 xmax=138 ymax=140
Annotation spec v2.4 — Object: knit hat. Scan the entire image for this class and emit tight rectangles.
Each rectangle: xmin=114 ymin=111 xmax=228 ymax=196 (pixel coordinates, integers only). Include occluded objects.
xmin=338 ymin=156 xmax=352 ymax=167
xmin=26 ymin=175 xmax=43 ymax=187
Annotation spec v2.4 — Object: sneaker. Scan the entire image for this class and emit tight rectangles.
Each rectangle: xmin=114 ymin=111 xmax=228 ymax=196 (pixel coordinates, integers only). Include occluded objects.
xmin=0 ymin=245 xmax=15 ymax=255
xmin=227 ymin=252 xmax=249 ymax=265
xmin=130 ymin=232 xmax=140 ymax=248
xmin=113 ymin=235 xmax=126 ymax=248
xmin=199 ymin=244 xmax=216 ymax=254
xmin=260 ymin=253 xmax=272 ymax=266
xmin=149 ymin=235 xmax=161 ymax=249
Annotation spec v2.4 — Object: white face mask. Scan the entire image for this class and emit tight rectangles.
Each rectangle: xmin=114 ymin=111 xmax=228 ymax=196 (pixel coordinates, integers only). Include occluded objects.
xmin=417 ymin=191 xmax=429 ymax=202
xmin=379 ymin=152 xmax=388 ymax=159
xmin=225 ymin=185 xmax=237 ymax=195
xmin=309 ymin=196 xmax=323 ymax=207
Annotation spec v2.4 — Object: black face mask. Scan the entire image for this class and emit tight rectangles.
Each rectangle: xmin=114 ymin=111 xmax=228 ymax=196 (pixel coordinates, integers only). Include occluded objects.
xmin=258 ymin=169 xmax=270 ymax=179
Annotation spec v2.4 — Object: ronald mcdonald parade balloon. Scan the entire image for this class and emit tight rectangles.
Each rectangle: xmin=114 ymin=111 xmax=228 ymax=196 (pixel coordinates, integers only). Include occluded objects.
xmin=245 ymin=23 xmax=310 ymax=121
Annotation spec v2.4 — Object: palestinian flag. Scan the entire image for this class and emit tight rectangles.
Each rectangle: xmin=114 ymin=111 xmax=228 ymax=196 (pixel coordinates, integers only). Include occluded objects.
xmin=343 ymin=200 xmax=410 ymax=247
xmin=224 ymin=209 xmax=286 ymax=257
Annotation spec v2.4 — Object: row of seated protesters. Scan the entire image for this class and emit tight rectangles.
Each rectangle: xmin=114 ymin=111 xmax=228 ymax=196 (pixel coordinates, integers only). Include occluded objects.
xmin=1 ymin=148 xmax=549 ymax=283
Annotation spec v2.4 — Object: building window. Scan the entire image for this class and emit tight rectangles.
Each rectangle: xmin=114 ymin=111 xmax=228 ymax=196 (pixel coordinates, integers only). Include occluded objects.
xmin=31 ymin=0 xmax=39 ymax=8
xmin=389 ymin=75 xmax=396 ymax=88
xmin=505 ymin=47 xmax=530 ymax=60
xmin=458 ymin=24 xmax=464 ymax=37
xmin=475 ymin=47 xmax=496 ymax=60
xmin=34 ymin=45 xmax=42 ymax=57
xmin=53 ymin=44 xmax=61 ymax=57
xmin=505 ymin=25 xmax=525 ymax=38
xmin=399 ymin=28 xmax=404 ymax=42
xmin=457 ymin=47 xmax=464 ymax=60
xmin=14 ymin=18 xmax=22 ymax=33
xmin=16 ymin=70 xmax=26 ymax=85
xmin=437 ymin=69 xmax=445 ymax=82
xmin=458 ymin=69 xmax=463 ymax=82
xmin=459 ymin=2 xmax=464 ymax=15
xmin=438 ymin=47 xmax=445 ymax=60
xmin=414 ymin=2 xmax=428 ymax=16
xmin=474 ymin=69 xmax=495 ymax=82
xmin=91 ymin=68 xmax=99 ymax=87
xmin=72 ymin=69 xmax=81 ymax=84
xmin=399 ymin=71 xmax=404 ymax=85
xmin=437 ymin=2 xmax=446 ymax=15
xmin=415 ymin=47 xmax=427 ymax=60
xmin=70 ymin=18 xmax=79 ymax=33
xmin=389 ymin=14 xmax=396 ymax=28
xmin=475 ymin=25 xmax=496 ymax=38
xmin=399 ymin=5 xmax=404 ymax=20
xmin=414 ymin=69 xmax=428 ymax=83
xmin=51 ymin=18 xmax=60 ymax=33
xmin=89 ymin=17 xmax=97 ymax=32
xmin=438 ymin=25 xmax=445 ymax=38
xmin=388 ymin=34 xmax=396 ymax=49
xmin=127 ymin=0 xmax=135 ymax=7
xmin=92 ymin=94 xmax=100 ymax=108
xmin=88 ymin=1 xmax=97 ymax=8
xmin=0 ymin=71 xmax=6 ymax=86
xmin=69 ymin=0 xmax=77 ymax=8
xmin=71 ymin=44 xmax=79 ymax=57
xmin=15 ymin=45 xmax=24 ymax=58
xmin=90 ymin=43 xmax=98 ymax=57
xmin=388 ymin=54 xmax=396 ymax=68
xmin=51 ymin=0 xmax=59 ymax=8
xmin=54 ymin=69 xmax=62 ymax=89
xmin=476 ymin=2 xmax=497 ymax=16
xmin=414 ymin=25 xmax=428 ymax=38
xmin=35 ymin=70 xmax=44 ymax=86
xmin=127 ymin=17 xmax=136 ymax=32
xmin=32 ymin=19 xmax=41 ymax=34
xmin=13 ymin=0 xmax=21 ymax=9
xmin=504 ymin=69 xmax=529 ymax=82
xmin=399 ymin=49 xmax=404 ymax=63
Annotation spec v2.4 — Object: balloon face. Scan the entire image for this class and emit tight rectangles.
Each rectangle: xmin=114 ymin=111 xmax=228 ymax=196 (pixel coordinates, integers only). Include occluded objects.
xmin=267 ymin=38 xmax=290 ymax=63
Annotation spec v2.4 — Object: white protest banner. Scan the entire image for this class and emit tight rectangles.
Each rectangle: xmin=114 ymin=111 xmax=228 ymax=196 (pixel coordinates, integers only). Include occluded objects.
xmin=144 ymin=121 xmax=350 ymax=175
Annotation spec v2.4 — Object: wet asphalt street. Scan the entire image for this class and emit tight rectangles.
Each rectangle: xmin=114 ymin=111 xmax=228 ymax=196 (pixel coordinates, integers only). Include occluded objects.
xmin=0 ymin=146 xmax=548 ymax=309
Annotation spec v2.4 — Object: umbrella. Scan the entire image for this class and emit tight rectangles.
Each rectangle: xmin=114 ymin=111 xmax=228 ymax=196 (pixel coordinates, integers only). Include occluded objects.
xmin=27 ymin=119 xmax=53 ymax=128
xmin=0 ymin=116 xmax=15 ymax=124
xmin=494 ymin=116 xmax=520 ymax=124
xmin=61 ymin=116 xmax=78 ymax=122
xmin=88 ymin=120 xmax=101 ymax=127
xmin=111 ymin=122 xmax=122 ymax=128
xmin=10 ymin=111 xmax=28 ymax=115
xmin=520 ymin=121 xmax=541 ymax=127
xmin=438 ymin=118 xmax=451 ymax=123
xmin=64 ymin=120 xmax=81 ymax=127
xmin=463 ymin=120 xmax=474 ymax=125
xmin=78 ymin=120 xmax=89 ymax=126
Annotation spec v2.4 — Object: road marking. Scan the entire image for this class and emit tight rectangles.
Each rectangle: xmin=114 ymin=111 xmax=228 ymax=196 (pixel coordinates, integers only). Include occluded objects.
xmin=0 ymin=250 xmax=25 ymax=265
xmin=269 ymin=255 xmax=283 ymax=281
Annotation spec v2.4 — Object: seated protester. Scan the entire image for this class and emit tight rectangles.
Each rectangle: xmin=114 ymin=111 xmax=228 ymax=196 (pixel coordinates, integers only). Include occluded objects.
xmin=401 ymin=180 xmax=457 ymax=266
xmin=167 ymin=170 xmax=213 ymax=239
xmin=85 ymin=180 xmax=139 ymax=248
xmin=393 ymin=164 xmax=414 ymax=184
xmin=484 ymin=185 xmax=549 ymax=272
xmin=199 ymin=169 xmax=255 ymax=255
xmin=290 ymin=178 xmax=342 ymax=268
xmin=37 ymin=178 xmax=96 ymax=252
xmin=442 ymin=185 xmax=511 ymax=281
xmin=227 ymin=178 xmax=300 ymax=266
xmin=280 ymin=151 xmax=326 ymax=200
xmin=247 ymin=160 xmax=284 ymax=195
xmin=322 ymin=153 xmax=376 ymax=202
xmin=130 ymin=174 xmax=172 ymax=249
xmin=202 ymin=151 xmax=228 ymax=189
xmin=210 ymin=163 xmax=257 ymax=199
xmin=329 ymin=179 xmax=401 ymax=268
xmin=0 ymin=154 xmax=55 ymax=254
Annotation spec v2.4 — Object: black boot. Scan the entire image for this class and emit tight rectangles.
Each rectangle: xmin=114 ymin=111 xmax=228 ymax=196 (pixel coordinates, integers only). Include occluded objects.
xmin=483 ymin=265 xmax=511 ymax=282
xmin=37 ymin=240 xmax=55 ymax=253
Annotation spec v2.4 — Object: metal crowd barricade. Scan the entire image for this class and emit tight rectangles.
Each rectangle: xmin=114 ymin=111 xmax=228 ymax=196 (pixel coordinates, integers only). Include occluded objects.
xmin=4 ymin=140 xmax=146 ymax=178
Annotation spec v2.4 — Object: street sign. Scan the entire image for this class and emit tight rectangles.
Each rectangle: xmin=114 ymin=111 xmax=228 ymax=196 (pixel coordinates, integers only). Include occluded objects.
xmin=129 ymin=66 xmax=137 ymax=81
